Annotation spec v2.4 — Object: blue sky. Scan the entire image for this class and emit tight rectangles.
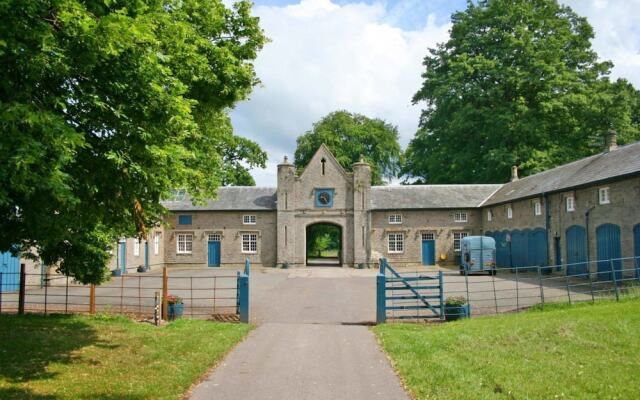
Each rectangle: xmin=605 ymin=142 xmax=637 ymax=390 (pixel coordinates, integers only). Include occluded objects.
xmin=229 ymin=0 xmax=640 ymax=186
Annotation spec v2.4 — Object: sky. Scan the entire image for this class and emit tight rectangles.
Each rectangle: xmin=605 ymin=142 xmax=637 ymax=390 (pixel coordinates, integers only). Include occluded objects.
xmin=227 ymin=0 xmax=640 ymax=187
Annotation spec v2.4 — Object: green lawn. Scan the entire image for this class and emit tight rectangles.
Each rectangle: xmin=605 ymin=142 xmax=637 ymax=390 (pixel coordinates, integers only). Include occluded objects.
xmin=374 ymin=298 xmax=640 ymax=400
xmin=0 ymin=314 xmax=252 ymax=399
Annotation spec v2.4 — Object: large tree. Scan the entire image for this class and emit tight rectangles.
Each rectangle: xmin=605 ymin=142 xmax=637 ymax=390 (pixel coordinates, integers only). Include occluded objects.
xmin=294 ymin=111 xmax=402 ymax=184
xmin=0 ymin=0 xmax=267 ymax=283
xmin=403 ymin=0 xmax=640 ymax=184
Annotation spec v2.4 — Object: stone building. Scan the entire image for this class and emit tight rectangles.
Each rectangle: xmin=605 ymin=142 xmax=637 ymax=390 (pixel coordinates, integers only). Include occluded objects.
xmin=114 ymin=136 xmax=640 ymax=276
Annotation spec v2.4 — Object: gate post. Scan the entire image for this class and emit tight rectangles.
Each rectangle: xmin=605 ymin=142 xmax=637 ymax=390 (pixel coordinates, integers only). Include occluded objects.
xmin=376 ymin=259 xmax=386 ymax=324
xmin=18 ymin=263 xmax=26 ymax=315
xmin=161 ymin=267 xmax=168 ymax=320
xmin=238 ymin=259 xmax=250 ymax=323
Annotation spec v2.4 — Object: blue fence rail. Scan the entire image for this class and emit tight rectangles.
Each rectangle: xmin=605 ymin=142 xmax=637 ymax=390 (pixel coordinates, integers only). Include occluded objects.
xmin=377 ymin=258 xmax=444 ymax=323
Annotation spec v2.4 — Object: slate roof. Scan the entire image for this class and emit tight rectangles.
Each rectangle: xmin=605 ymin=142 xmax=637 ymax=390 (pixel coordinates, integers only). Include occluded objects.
xmin=162 ymin=187 xmax=277 ymax=211
xmin=482 ymin=141 xmax=640 ymax=206
xmin=370 ymin=185 xmax=502 ymax=210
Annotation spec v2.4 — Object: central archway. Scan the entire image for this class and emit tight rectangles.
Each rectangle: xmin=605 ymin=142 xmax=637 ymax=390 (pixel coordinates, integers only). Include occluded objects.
xmin=306 ymin=222 xmax=342 ymax=266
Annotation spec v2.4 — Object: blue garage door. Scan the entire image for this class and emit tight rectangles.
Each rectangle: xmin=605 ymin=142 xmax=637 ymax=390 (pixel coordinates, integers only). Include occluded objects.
xmin=0 ymin=251 xmax=21 ymax=293
xmin=566 ymin=225 xmax=588 ymax=276
xmin=511 ymin=230 xmax=525 ymax=269
xmin=496 ymin=230 xmax=511 ymax=269
xmin=596 ymin=224 xmax=622 ymax=281
xmin=208 ymin=234 xmax=221 ymax=267
xmin=634 ymin=224 xmax=640 ymax=279
xmin=530 ymin=228 xmax=548 ymax=268
xmin=421 ymin=239 xmax=435 ymax=266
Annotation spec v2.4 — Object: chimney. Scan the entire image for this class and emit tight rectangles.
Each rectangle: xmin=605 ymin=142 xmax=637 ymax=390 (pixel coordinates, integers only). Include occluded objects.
xmin=605 ymin=129 xmax=618 ymax=152
xmin=511 ymin=166 xmax=519 ymax=182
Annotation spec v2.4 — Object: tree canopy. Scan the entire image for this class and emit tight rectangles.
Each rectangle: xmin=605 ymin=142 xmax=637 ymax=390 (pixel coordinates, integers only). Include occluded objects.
xmin=294 ymin=111 xmax=402 ymax=185
xmin=0 ymin=0 xmax=267 ymax=283
xmin=403 ymin=0 xmax=640 ymax=184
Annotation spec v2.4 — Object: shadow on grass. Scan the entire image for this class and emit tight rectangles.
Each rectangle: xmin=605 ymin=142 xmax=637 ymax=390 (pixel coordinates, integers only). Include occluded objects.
xmin=0 ymin=314 xmax=104 ymax=383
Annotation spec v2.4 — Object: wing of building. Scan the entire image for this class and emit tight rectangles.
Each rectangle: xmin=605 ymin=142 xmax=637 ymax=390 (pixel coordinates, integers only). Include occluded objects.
xmin=104 ymin=137 xmax=639 ymax=280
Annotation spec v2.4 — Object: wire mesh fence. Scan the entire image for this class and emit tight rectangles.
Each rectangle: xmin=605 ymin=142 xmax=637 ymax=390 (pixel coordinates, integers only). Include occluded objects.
xmin=383 ymin=256 xmax=640 ymax=321
xmin=0 ymin=267 xmax=240 ymax=320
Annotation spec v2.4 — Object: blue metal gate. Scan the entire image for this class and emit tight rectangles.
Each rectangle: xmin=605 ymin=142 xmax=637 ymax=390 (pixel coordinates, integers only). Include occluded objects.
xmin=596 ymin=224 xmax=622 ymax=281
xmin=634 ymin=224 xmax=640 ymax=279
xmin=377 ymin=258 xmax=443 ymax=322
xmin=421 ymin=240 xmax=435 ymax=266
xmin=566 ymin=225 xmax=588 ymax=276
xmin=208 ymin=237 xmax=221 ymax=267
xmin=0 ymin=251 xmax=20 ymax=293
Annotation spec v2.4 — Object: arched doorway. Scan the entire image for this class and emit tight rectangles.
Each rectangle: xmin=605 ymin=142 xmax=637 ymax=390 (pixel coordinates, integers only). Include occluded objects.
xmin=306 ymin=223 xmax=342 ymax=266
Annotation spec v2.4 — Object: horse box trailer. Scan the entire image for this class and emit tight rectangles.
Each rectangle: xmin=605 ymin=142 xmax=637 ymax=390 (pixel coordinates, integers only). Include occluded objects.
xmin=460 ymin=236 xmax=497 ymax=275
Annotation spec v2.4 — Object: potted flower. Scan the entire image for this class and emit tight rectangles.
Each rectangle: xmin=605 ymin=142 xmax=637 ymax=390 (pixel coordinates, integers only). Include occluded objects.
xmin=444 ymin=296 xmax=470 ymax=321
xmin=166 ymin=295 xmax=184 ymax=320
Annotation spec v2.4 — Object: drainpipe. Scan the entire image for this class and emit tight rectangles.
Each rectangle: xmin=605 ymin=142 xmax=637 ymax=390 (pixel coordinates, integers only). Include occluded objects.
xmin=585 ymin=206 xmax=595 ymax=268
xmin=543 ymin=193 xmax=550 ymax=266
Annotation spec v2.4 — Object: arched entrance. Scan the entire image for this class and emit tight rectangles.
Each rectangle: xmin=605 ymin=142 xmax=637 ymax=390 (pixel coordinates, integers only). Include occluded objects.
xmin=306 ymin=223 xmax=342 ymax=266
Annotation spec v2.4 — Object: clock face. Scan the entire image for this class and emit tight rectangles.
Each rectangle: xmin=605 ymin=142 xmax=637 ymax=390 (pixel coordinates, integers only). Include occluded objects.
xmin=318 ymin=192 xmax=331 ymax=205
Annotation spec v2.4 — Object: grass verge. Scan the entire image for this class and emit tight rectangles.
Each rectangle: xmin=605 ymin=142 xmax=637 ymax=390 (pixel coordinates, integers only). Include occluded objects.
xmin=374 ymin=297 xmax=640 ymax=399
xmin=0 ymin=313 xmax=252 ymax=399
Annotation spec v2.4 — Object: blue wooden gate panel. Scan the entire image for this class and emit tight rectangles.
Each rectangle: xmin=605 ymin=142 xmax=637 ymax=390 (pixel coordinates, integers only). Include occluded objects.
xmin=208 ymin=241 xmax=221 ymax=267
xmin=0 ymin=251 xmax=21 ymax=292
xmin=496 ymin=230 xmax=511 ymax=268
xmin=596 ymin=224 xmax=622 ymax=281
xmin=531 ymin=228 xmax=548 ymax=267
xmin=421 ymin=240 xmax=435 ymax=266
xmin=118 ymin=242 xmax=126 ymax=273
xmin=634 ymin=224 xmax=640 ymax=279
xmin=566 ymin=225 xmax=588 ymax=276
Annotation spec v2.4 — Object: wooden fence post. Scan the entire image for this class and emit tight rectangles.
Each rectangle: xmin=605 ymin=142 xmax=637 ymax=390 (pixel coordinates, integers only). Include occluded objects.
xmin=89 ymin=284 xmax=96 ymax=314
xmin=18 ymin=264 xmax=26 ymax=315
xmin=162 ymin=267 xmax=168 ymax=320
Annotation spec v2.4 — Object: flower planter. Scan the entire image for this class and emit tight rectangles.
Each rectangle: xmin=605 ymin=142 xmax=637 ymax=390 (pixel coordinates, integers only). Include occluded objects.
xmin=168 ymin=303 xmax=184 ymax=320
xmin=112 ymin=269 xmax=126 ymax=277
xmin=444 ymin=303 xmax=470 ymax=321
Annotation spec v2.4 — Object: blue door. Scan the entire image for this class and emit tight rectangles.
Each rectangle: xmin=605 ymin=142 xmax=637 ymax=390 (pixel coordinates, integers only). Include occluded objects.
xmin=0 ymin=251 xmax=20 ymax=292
xmin=566 ymin=225 xmax=587 ymax=276
xmin=118 ymin=241 xmax=126 ymax=274
xmin=634 ymin=224 xmax=640 ymax=279
xmin=422 ymin=240 xmax=435 ymax=265
xmin=496 ymin=230 xmax=511 ymax=269
xmin=531 ymin=228 xmax=548 ymax=268
xmin=596 ymin=224 xmax=622 ymax=281
xmin=511 ymin=230 xmax=525 ymax=269
xmin=208 ymin=236 xmax=221 ymax=267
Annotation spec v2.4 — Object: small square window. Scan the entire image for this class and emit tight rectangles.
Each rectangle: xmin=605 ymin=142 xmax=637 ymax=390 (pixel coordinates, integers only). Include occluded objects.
xmin=599 ymin=187 xmax=610 ymax=204
xmin=566 ymin=196 xmax=575 ymax=212
xmin=243 ymin=215 xmax=257 ymax=225
xmin=176 ymin=233 xmax=193 ymax=254
xmin=178 ymin=215 xmax=192 ymax=225
xmin=388 ymin=214 xmax=402 ymax=224
xmin=534 ymin=201 xmax=542 ymax=216
xmin=487 ymin=210 xmax=492 ymax=221
xmin=388 ymin=233 xmax=404 ymax=253
xmin=507 ymin=206 xmax=513 ymax=219
xmin=454 ymin=212 xmax=468 ymax=223
xmin=241 ymin=233 xmax=258 ymax=253
xmin=453 ymin=232 xmax=468 ymax=252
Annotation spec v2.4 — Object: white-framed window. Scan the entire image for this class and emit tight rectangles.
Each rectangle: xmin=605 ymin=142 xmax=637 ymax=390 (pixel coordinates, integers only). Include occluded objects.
xmin=454 ymin=212 xmax=468 ymax=223
xmin=507 ymin=206 xmax=513 ymax=219
xmin=133 ymin=240 xmax=140 ymax=256
xmin=566 ymin=196 xmax=575 ymax=212
xmin=598 ymin=187 xmax=610 ymax=204
xmin=487 ymin=210 xmax=492 ymax=222
xmin=153 ymin=233 xmax=160 ymax=255
xmin=243 ymin=215 xmax=257 ymax=225
xmin=241 ymin=233 xmax=258 ymax=253
xmin=453 ymin=232 xmax=468 ymax=252
xmin=208 ymin=233 xmax=221 ymax=242
xmin=176 ymin=233 xmax=193 ymax=254
xmin=388 ymin=214 xmax=403 ymax=224
xmin=534 ymin=201 xmax=542 ymax=216
xmin=387 ymin=233 xmax=404 ymax=253
xmin=421 ymin=232 xmax=435 ymax=241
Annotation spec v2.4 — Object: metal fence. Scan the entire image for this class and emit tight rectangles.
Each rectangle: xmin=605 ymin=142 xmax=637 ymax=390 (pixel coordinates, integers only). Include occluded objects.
xmin=380 ymin=256 xmax=640 ymax=321
xmin=0 ymin=262 xmax=251 ymax=322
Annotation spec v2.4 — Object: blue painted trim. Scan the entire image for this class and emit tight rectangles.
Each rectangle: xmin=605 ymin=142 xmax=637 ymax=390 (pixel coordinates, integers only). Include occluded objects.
xmin=376 ymin=259 xmax=386 ymax=324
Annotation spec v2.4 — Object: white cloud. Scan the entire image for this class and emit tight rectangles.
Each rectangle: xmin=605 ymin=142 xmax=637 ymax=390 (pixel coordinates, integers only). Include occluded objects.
xmin=233 ymin=0 xmax=640 ymax=186
xmin=231 ymin=0 xmax=451 ymax=186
